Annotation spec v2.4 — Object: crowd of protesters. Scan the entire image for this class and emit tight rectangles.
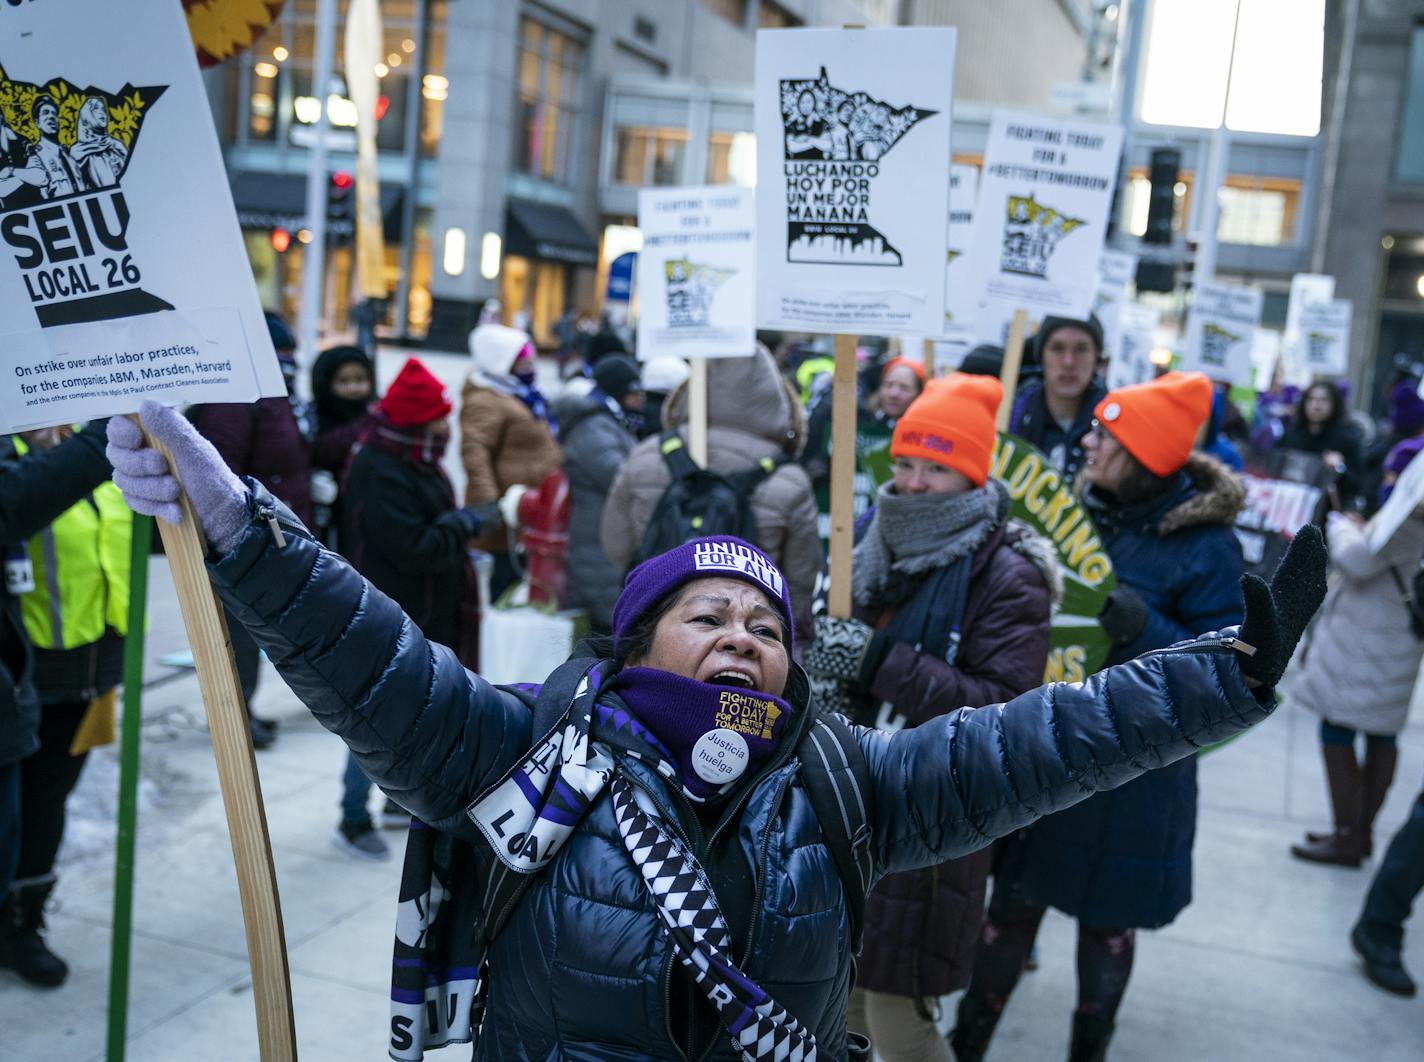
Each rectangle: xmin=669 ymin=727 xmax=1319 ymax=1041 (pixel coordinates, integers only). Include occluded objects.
xmin=1 ymin=301 xmax=1420 ymax=1062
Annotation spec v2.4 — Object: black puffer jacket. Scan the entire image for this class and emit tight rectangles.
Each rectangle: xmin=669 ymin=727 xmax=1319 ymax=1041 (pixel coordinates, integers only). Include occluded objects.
xmin=0 ymin=421 xmax=111 ymax=765
xmin=208 ymin=486 xmax=1274 ymax=1060
xmin=340 ymin=443 xmax=470 ymax=647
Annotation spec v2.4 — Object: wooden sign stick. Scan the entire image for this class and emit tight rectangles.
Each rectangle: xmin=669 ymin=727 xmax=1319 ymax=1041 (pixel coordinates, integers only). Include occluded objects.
xmin=997 ymin=309 xmax=1030 ymax=432
xmin=922 ymin=337 xmax=936 ymax=379
xmin=138 ymin=421 xmax=297 ymax=1061
xmin=688 ymin=356 xmax=709 ymax=468
xmin=827 ymin=334 xmax=859 ymax=619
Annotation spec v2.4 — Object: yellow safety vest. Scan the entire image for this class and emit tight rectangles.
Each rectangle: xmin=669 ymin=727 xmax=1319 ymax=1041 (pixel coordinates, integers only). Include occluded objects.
xmin=10 ymin=434 xmax=132 ymax=650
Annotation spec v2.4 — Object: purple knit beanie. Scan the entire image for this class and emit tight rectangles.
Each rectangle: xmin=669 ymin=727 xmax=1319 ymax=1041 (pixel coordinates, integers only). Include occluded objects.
xmin=1390 ymin=380 xmax=1424 ymax=436
xmin=612 ymin=536 xmax=795 ymax=654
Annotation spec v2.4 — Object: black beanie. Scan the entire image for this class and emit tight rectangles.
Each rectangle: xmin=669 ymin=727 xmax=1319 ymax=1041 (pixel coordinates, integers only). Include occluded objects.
xmin=959 ymin=344 xmax=1004 ymax=377
xmin=592 ymin=354 xmax=643 ymax=400
xmin=1033 ymin=315 xmax=1104 ymax=363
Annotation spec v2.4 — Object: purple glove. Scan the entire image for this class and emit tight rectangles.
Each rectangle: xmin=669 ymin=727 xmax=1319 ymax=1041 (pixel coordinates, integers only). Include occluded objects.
xmin=106 ymin=401 xmax=251 ymax=552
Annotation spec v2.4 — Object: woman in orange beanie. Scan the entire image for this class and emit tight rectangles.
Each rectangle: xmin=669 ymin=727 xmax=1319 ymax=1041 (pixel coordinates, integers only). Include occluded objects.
xmin=954 ymin=371 xmax=1248 ymax=1061
xmin=806 ymin=373 xmax=1058 ymax=1060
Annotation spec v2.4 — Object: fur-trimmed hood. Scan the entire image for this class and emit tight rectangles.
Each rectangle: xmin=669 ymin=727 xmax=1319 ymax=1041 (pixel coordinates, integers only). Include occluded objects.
xmin=1004 ymin=520 xmax=1065 ymax=606
xmin=1157 ymin=453 xmax=1246 ymax=535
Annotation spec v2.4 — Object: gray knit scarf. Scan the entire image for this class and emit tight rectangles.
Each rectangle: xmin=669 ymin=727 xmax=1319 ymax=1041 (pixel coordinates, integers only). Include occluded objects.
xmin=852 ymin=480 xmax=1008 ymax=609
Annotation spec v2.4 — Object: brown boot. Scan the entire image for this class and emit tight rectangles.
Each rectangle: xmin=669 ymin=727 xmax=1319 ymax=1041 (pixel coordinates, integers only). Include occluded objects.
xmin=1292 ymin=744 xmax=1365 ymax=867
xmin=1358 ymin=740 xmax=1399 ymax=859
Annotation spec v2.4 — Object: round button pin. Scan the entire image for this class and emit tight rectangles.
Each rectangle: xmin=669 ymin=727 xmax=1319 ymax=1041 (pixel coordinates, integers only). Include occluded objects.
xmin=692 ymin=728 xmax=749 ymax=785
xmin=1102 ymin=402 xmax=1121 ymax=422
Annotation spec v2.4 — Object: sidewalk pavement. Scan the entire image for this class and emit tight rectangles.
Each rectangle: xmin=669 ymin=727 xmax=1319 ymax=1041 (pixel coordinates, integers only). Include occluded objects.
xmin=2 ymin=554 xmax=1422 ymax=1060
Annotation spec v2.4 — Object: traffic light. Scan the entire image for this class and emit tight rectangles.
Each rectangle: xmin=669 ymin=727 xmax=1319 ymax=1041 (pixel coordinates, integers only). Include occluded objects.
xmin=327 ymin=170 xmax=354 ymax=238
xmin=270 ymin=227 xmax=291 ymax=254
xmin=1135 ymin=148 xmax=1181 ymax=294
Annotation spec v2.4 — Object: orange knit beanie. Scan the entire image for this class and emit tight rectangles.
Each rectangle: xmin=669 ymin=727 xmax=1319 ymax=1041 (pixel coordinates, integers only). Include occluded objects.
xmin=1094 ymin=371 xmax=1213 ymax=477
xmin=891 ymin=372 xmax=1003 ymax=486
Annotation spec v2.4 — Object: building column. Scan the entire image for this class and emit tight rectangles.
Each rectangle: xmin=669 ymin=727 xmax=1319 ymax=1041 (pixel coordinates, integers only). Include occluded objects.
xmin=426 ymin=0 xmax=519 ymax=350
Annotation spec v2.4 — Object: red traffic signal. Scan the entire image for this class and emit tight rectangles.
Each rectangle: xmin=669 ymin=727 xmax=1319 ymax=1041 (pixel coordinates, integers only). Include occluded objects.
xmin=270 ymin=227 xmax=292 ymax=253
xmin=331 ymin=171 xmax=354 ymax=190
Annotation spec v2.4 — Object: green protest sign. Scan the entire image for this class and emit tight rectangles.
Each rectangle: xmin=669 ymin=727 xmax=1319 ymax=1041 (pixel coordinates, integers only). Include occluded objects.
xmin=813 ymin=418 xmax=895 ymax=545
xmin=990 ymin=433 xmax=1116 ymax=683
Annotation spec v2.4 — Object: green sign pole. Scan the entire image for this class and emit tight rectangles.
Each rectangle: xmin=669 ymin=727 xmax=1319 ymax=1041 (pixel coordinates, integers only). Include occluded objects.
xmin=106 ymin=512 xmax=152 ymax=1062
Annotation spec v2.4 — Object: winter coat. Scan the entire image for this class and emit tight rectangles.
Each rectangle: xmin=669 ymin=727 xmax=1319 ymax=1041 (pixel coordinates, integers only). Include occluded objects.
xmin=602 ymin=351 xmax=822 ymax=639
xmin=1009 ymin=380 xmax=1108 ymax=483
xmin=189 ymin=398 xmax=314 ymax=527
xmin=340 ymin=443 xmax=471 ymax=647
xmin=1279 ymin=418 xmax=1363 ymax=505
xmin=458 ymin=384 xmax=561 ymax=550
xmin=854 ymin=519 xmax=1057 ymax=1000
xmin=0 ymin=421 xmax=111 ymax=765
xmin=206 ymin=482 xmax=1273 ymax=1061
xmin=1007 ymin=453 xmax=1247 ymax=929
xmin=1291 ymin=513 xmax=1424 ymax=736
xmin=555 ymin=392 xmax=637 ymax=629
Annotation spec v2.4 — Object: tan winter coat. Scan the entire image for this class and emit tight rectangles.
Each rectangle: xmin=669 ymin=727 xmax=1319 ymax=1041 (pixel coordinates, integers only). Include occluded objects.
xmin=1292 ymin=511 xmax=1424 ymax=736
xmin=601 ymin=349 xmax=821 ymax=639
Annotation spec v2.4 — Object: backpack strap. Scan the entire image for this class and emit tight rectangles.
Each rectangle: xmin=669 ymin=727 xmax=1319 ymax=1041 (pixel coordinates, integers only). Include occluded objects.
xmin=726 ymin=453 xmax=786 ymax=494
xmin=797 ymin=709 xmax=876 ymax=952
xmin=482 ymin=657 xmax=606 ymax=942
xmin=658 ymin=431 xmax=701 ymax=482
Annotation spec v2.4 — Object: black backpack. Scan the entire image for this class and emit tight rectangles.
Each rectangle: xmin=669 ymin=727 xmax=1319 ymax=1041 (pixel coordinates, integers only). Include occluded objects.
xmin=635 ymin=432 xmax=785 ymax=565
xmin=485 ymin=658 xmax=876 ymax=951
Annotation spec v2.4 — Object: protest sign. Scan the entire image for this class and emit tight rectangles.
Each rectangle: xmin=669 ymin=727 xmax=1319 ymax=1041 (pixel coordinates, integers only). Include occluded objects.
xmin=754 ymin=26 xmax=955 ymax=336
xmin=1282 ymin=272 xmax=1335 ymax=383
xmin=2 ymin=7 xmax=295 ymax=1057
xmin=943 ymin=161 xmax=979 ymax=333
xmin=1298 ymin=297 xmax=1352 ymax=377
xmin=990 ymin=434 xmax=1116 ymax=682
xmin=966 ymin=109 xmax=1123 ymax=342
xmin=1235 ymin=472 xmax=1324 ymax=576
xmin=1181 ymin=281 xmax=1263 ymax=388
xmin=1251 ymin=328 xmax=1282 ymax=390
xmin=636 ymin=186 xmax=756 ymax=361
xmin=1106 ymin=302 xmax=1160 ymax=390
xmin=0 ymin=0 xmax=284 ymax=434
xmin=1093 ymin=248 xmax=1136 ymax=365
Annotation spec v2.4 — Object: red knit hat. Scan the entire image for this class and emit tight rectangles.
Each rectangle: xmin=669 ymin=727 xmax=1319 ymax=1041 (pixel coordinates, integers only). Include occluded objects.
xmin=1094 ymin=371 xmax=1213 ymax=477
xmin=378 ymin=357 xmax=452 ymax=428
xmin=891 ymin=372 xmax=1003 ymax=486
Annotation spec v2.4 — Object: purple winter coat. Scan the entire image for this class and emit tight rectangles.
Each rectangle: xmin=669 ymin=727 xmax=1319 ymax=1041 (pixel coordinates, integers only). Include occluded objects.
xmin=189 ymin=398 xmax=314 ymax=527
xmin=853 ymin=520 xmax=1056 ymax=1001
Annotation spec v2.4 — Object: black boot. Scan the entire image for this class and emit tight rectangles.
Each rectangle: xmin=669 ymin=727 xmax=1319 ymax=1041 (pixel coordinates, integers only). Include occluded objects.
xmin=1351 ymin=924 xmax=1417 ymax=997
xmin=949 ymin=992 xmax=1003 ymax=1062
xmin=0 ymin=877 xmax=69 ymax=987
xmin=1068 ymin=1013 xmax=1114 ymax=1062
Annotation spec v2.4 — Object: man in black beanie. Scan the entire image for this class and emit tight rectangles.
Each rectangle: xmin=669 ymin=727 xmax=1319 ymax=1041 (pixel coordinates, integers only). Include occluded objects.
xmin=1009 ymin=315 xmax=1106 ymax=481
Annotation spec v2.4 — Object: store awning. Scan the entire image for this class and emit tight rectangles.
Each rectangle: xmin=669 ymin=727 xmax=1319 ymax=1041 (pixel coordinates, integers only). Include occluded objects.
xmin=230 ymin=171 xmax=403 ymax=239
xmin=505 ymin=197 xmax=598 ymax=267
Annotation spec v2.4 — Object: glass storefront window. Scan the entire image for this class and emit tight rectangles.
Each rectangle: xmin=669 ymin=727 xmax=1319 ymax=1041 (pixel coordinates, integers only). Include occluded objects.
xmin=613 ymin=126 xmax=688 ymax=186
xmin=615 ymin=127 xmax=652 ymax=184
xmin=234 ymin=0 xmax=438 ymax=157
xmin=1123 ymin=169 xmax=1300 ymax=246
xmin=652 ymin=130 xmax=688 ymax=185
xmin=407 ymin=208 xmax=434 ymax=336
xmin=515 ymin=16 xmax=585 ymax=182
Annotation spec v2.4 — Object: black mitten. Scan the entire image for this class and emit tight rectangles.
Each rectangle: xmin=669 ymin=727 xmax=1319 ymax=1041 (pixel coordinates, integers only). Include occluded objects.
xmin=1237 ymin=524 xmax=1329 ymax=688
xmin=1097 ymin=586 xmax=1149 ymax=646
